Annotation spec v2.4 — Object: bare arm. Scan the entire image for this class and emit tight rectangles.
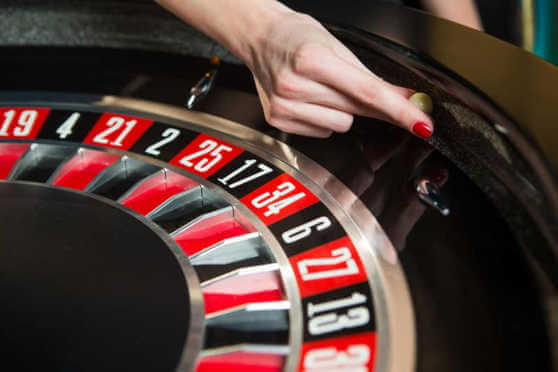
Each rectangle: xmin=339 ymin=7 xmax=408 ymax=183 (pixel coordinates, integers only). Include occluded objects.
xmin=422 ymin=0 xmax=483 ymax=30
xmin=155 ymin=0 xmax=291 ymax=64
xmin=156 ymin=0 xmax=434 ymax=139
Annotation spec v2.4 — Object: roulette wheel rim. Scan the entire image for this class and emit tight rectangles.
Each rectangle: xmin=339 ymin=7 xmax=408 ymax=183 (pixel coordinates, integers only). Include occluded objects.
xmin=0 ymin=93 xmax=412 ymax=371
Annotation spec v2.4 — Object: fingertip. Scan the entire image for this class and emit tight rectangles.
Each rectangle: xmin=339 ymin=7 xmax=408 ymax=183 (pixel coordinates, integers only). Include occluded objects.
xmin=412 ymin=121 xmax=433 ymax=140
xmin=407 ymin=91 xmax=434 ymax=139
xmin=317 ymin=130 xmax=334 ymax=138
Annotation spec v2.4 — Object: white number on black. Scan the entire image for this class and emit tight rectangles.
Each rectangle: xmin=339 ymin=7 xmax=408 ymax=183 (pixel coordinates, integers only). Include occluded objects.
xmin=145 ymin=128 xmax=181 ymax=156
xmin=307 ymin=292 xmax=369 ymax=335
xmin=307 ymin=292 xmax=367 ymax=317
xmin=217 ymin=159 xmax=273 ymax=189
xmin=56 ymin=112 xmax=81 ymax=139
xmin=282 ymin=216 xmax=331 ymax=244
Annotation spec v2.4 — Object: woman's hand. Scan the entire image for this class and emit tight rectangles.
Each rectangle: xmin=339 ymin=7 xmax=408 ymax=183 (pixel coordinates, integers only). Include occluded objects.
xmin=245 ymin=12 xmax=433 ymax=138
xmin=156 ymin=0 xmax=434 ymax=139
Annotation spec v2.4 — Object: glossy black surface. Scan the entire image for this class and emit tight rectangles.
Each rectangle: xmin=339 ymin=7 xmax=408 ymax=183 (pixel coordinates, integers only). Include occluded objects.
xmin=0 ymin=45 xmax=552 ymax=371
xmin=0 ymin=182 xmax=189 ymax=371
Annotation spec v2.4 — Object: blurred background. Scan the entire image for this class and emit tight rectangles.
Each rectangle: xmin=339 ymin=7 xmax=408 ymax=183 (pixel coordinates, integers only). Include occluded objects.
xmin=404 ymin=0 xmax=558 ymax=65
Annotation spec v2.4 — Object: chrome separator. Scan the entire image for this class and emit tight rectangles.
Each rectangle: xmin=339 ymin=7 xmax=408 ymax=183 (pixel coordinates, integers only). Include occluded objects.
xmin=84 ymin=155 xmax=160 ymax=198
xmin=147 ymin=186 xmax=204 ymax=220
xmin=190 ymin=232 xmax=266 ymax=265
xmin=200 ymin=263 xmax=280 ymax=288
xmin=45 ymin=146 xmax=82 ymax=185
xmin=199 ymin=344 xmax=290 ymax=358
xmin=8 ymin=143 xmax=77 ymax=182
xmin=170 ymin=205 xmax=233 ymax=237
xmin=205 ymin=301 xmax=290 ymax=333
xmin=115 ymin=168 xmax=168 ymax=204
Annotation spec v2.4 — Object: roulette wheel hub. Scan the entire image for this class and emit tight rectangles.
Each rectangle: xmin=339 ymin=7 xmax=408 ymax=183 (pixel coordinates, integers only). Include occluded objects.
xmin=0 ymin=181 xmax=202 ymax=371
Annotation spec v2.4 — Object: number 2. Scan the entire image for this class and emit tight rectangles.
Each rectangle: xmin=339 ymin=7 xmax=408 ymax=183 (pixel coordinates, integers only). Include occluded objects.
xmin=145 ymin=128 xmax=181 ymax=156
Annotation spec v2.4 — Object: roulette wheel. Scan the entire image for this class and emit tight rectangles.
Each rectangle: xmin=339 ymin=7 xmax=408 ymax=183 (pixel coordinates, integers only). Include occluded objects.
xmin=0 ymin=1 xmax=556 ymax=371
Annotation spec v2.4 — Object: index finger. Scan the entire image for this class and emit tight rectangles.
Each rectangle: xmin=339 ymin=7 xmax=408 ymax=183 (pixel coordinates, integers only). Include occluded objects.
xmin=295 ymin=51 xmax=434 ymax=139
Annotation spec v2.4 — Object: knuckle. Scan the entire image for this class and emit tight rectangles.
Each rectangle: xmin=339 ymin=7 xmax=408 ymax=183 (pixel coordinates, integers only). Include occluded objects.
xmin=357 ymin=84 xmax=380 ymax=106
xmin=292 ymin=44 xmax=322 ymax=75
xmin=274 ymin=73 xmax=299 ymax=98
xmin=267 ymin=96 xmax=290 ymax=120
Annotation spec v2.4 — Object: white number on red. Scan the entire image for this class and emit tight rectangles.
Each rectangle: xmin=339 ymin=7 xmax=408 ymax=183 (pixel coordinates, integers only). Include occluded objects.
xmin=0 ymin=109 xmax=38 ymax=137
xmin=304 ymin=344 xmax=370 ymax=372
xmin=251 ymin=181 xmax=305 ymax=217
xmin=282 ymin=217 xmax=331 ymax=244
xmin=297 ymin=247 xmax=359 ymax=281
xmin=179 ymin=139 xmax=232 ymax=172
xmin=93 ymin=116 xmax=137 ymax=146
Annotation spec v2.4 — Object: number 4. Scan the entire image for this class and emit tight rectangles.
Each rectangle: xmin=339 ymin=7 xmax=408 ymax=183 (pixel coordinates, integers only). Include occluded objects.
xmin=56 ymin=112 xmax=81 ymax=139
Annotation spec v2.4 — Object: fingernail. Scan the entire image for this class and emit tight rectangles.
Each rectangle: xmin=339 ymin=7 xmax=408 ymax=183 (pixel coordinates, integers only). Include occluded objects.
xmin=412 ymin=121 xmax=433 ymax=139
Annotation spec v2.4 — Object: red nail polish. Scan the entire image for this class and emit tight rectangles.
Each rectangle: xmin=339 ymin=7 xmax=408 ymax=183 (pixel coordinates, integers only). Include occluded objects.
xmin=412 ymin=122 xmax=433 ymax=139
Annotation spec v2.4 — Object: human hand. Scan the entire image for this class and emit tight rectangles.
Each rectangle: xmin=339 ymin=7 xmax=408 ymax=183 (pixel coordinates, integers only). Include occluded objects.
xmin=156 ymin=0 xmax=433 ymax=139
xmin=244 ymin=11 xmax=434 ymax=138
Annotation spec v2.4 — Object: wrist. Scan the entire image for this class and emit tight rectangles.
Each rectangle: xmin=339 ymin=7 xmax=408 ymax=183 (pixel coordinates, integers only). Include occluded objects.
xmin=157 ymin=0 xmax=294 ymax=64
xmin=224 ymin=0 xmax=295 ymax=65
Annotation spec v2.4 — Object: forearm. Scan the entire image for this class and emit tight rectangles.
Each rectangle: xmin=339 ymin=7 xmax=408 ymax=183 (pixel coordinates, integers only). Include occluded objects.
xmin=421 ymin=0 xmax=483 ymax=30
xmin=155 ymin=0 xmax=294 ymax=62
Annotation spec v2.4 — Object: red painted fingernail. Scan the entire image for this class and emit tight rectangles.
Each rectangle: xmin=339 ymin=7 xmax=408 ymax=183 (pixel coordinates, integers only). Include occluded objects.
xmin=412 ymin=122 xmax=433 ymax=139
